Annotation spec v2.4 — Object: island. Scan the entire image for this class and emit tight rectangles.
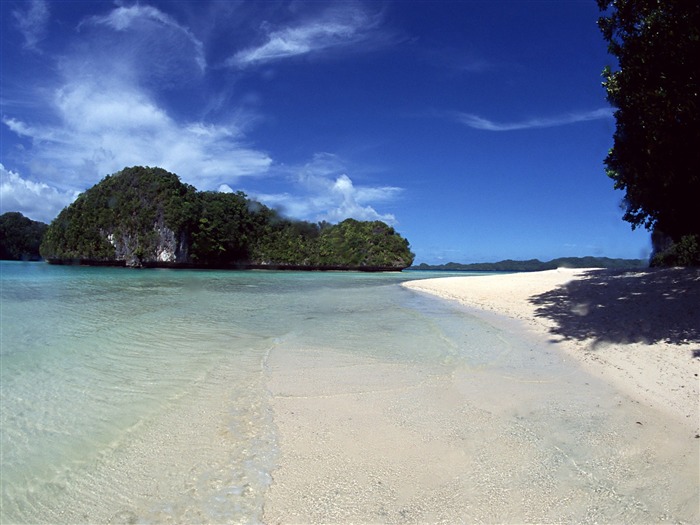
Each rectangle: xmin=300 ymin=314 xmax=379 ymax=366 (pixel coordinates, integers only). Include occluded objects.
xmin=0 ymin=212 xmax=48 ymax=261
xmin=38 ymin=166 xmax=415 ymax=271
xmin=410 ymin=257 xmax=648 ymax=272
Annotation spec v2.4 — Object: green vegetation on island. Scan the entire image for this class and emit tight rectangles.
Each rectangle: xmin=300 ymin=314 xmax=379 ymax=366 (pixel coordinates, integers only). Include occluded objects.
xmin=39 ymin=166 xmax=415 ymax=270
xmin=598 ymin=0 xmax=700 ymax=265
xmin=410 ymin=257 xmax=648 ymax=272
xmin=0 ymin=212 xmax=48 ymax=261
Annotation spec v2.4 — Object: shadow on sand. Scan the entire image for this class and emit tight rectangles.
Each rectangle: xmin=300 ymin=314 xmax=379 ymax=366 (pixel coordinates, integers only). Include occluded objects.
xmin=528 ymin=268 xmax=700 ymax=352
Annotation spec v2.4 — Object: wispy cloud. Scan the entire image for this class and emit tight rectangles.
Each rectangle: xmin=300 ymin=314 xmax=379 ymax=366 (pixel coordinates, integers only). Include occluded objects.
xmin=82 ymin=4 xmax=206 ymax=70
xmin=246 ymin=153 xmax=402 ymax=225
xmin=453 ymin=108 xmax=614 ymax=131
xmin=12 ymin=0 xmax=49 ymax=51
xmin=228 ymin=4 xmax=381 ymax=68
xmin=0 ymin=164 xmax=78 ymax=223
xmin=2 ymin=3 xmax=272 ymax=198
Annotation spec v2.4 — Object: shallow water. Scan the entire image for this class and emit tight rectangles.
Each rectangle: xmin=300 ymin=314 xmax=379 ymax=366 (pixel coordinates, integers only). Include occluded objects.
xmin=1 ymin=262 xmax=697 ymax=524
xmin=0 ymin=263 xmax=462 ymax=523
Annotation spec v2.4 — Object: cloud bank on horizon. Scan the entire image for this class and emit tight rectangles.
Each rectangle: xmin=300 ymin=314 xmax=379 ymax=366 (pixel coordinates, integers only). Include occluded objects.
xmin=0 ymin=164 xmax=78 ymax=224
xmin=236 ymin=153 xmax=402 ymax=225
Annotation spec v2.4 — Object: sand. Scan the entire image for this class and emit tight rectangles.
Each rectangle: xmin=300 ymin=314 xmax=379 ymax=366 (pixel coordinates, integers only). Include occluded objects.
xmin=262 ymin=268 xmax=700 ymax=524
xmin=402 ymin=267 xmax=700 ymax=433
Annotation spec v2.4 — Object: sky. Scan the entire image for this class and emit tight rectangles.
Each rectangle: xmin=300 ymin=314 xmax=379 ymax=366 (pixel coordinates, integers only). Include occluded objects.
xmin=0 ymin=0 xmax=652 ymax=264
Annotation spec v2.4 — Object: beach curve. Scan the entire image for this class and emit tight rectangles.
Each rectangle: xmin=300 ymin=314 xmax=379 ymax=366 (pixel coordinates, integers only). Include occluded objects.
xmin=262 ymin=268 xmax=699 ymax=523
xmin=401 ymin=267 xmax=700 ymax=434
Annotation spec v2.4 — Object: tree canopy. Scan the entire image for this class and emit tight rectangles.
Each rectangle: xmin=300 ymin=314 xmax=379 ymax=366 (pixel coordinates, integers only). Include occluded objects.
xmin=597 ymin=0 xmax=700 ymax=265
xmin=41 ymin=166 xmax=199 ymax=264
xmin=40 ymin=166 xmax=415 ymax=270
xmin=0 ymin=212 xmax=48 ymax=261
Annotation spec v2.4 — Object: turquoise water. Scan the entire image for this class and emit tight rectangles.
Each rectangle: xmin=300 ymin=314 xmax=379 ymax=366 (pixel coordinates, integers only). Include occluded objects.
xmin=0 ymin=262 xmax=484 ymax=523
xmin=1 ymin=262 xmax=696 ymax=524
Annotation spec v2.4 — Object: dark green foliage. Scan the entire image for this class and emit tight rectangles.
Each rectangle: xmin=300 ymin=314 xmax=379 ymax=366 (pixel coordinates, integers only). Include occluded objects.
xmin=41 ymin=166 xmax=199 ymax=264
xmin=0 ymin=212 xmax=48 ymax=260
xmin=251 ymin=217 xmax=321 ymax=266
xmin=249 ymin=218 xmax=415 ymax=268
xmin=40 ymin=166 xmax=414 ymax=270
xmin=411 ymin=257 xmax=648 ymax=272
xmin=316 ymin=219 xmax=414 ymax=268
xmin=597 ymin=0 xmax=700 ymax=264
xmin=651 ymin=234 xmax=700 ymax=267
xmin=190 ymin=191 xmax=257 ymax=264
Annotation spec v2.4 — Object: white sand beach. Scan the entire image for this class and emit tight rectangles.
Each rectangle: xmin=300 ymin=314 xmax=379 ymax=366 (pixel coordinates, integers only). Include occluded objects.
xmin=402 ymin=267 xmax=700 ymax=433
xmin=263 ymin=268 xmax=700 ymax=524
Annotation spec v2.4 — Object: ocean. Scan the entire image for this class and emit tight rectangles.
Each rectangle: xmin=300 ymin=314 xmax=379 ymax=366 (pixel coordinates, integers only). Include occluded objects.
xmin=1 ymin=262 xmax=696 ymax=524
xmin=0 ymin=262 xmax=482 ymax=523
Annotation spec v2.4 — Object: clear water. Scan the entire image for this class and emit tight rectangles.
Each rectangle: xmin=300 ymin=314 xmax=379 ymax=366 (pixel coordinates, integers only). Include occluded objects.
xmin=1 ymin=262 xmax=696 ymax=524
xmin=0 ymin=263 xmax=468 ymax=523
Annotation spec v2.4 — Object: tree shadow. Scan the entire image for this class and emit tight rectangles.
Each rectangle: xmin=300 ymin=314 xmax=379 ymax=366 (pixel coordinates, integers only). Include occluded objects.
xmin=528 ymin=268 xmax=700 ymax=352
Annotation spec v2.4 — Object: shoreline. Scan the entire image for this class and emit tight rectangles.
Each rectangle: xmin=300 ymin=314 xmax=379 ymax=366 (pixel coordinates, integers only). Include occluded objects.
xmin=262 ymin=268 xmax=699 ymax=523
xmin=401 ymin=267 xmax=700 ymax=435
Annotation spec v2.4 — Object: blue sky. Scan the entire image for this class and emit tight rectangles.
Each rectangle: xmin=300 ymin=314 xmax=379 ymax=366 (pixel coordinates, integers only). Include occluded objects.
xmin=1 ymin=0 xmax=651 ymax=264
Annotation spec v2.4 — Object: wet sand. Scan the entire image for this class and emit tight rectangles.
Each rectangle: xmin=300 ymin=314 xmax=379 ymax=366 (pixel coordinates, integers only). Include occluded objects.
xmin=262 ymin=269 xmax=700 ymax=524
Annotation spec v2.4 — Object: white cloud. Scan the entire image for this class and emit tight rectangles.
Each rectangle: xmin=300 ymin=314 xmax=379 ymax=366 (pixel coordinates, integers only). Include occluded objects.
xmin=3 ymin=117 xmax=51 ymax=140
xmin=2 ymin=2 xmax=276 ymax=193
xmin=229 ymin=5 xmax=380 ymax=67
xmin=2 ymin=81 xmax=272 ymax=191
xmin=323 ymin=173 xmax=398 ymax=224
xmin=2 ymin=3 xmax=398 ymax=227
xmin=454 ymin=108 xmax=614 ymax=131
xmin=0 ymin=164 xmax=78 ymax=223
xmin=13 ymin=0 xmax=49 ymax=51
xmin=56 ymin=83 xmax=171 ymax=132
xmin=249 ymin=153 xmax=401 ymax=225
xmin=83 ymin=4 xmax=206 ymax=70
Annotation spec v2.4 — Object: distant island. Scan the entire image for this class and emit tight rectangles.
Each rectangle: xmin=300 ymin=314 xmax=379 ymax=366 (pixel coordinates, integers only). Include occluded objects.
xmin=409 ymin=257 xmax=648 ymax=272
xmin=36 ymin=166 xmax=415 ymax=271
xmin=0 ymin=212 xmax=48 ymax=261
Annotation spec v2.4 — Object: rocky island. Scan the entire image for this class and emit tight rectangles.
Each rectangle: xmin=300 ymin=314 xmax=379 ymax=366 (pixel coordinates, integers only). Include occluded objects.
xmin=40 ymin=166 xmax=415 ymax=271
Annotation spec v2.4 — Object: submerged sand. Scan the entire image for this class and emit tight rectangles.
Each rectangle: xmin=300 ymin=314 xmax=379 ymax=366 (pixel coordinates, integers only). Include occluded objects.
xmin=262 ymin=268 xmax=700 ymax=524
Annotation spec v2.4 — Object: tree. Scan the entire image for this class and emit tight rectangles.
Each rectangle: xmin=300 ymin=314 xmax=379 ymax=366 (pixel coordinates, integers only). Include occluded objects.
xmin=316 ymin=219 xmax=414 ymax=268
xmin=597 ymin=0 xmax=700 ymax=264
xmin=0 ymin=212 xmax=48 ymax=260
xmin=190 ymin=191 xmax=258 ymax=264
xmin=40 ymin=166 xmax=199 ymax=263
xmin=40 ymin=166 xmax=415 ymax=270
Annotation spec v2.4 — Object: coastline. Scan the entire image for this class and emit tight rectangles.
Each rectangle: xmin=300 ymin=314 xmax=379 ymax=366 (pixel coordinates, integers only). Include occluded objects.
xmin=42 ymin=258 xmax=408 ymax=272
xmin=401 ymin=267 xmax=700 ymax=434
xmin=262 ymin=268 xmax=700 ymax=523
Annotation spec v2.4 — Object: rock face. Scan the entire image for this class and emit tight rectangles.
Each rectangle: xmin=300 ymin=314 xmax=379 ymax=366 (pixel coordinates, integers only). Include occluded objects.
xmin=41 ymin=167 xmax=199 ymax=268
xmin=153 ymin=225 xmax=185 ymax=263
xmin=105 ymin=225 xmax=188 ymax=267
xmin=40 ymin=166 xmax=415 ymax=270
